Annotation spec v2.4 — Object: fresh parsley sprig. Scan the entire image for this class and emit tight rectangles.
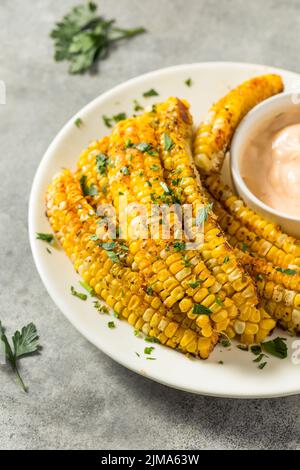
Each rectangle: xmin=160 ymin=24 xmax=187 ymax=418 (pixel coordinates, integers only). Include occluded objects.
xmin=0 ymin=321 xmax=40 ymax=392
xmin=50 ymin=2 xmax=146 ymax=74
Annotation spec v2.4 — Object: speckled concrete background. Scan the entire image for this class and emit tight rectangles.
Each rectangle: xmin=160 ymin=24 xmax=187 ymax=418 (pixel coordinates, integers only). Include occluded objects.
xmin=1 ymin=0 xmax=300 ymax=450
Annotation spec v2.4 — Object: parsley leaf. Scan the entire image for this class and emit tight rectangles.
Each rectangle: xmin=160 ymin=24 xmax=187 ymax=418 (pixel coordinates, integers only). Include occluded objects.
xmin=36 ymin=232 xmax=54 ymax=244
xmin=196 ymin=203 xmax=213 ymax=226
xmin=0 ymin=321 xmax=40 ymax=392
xmin=71 ymin=286 xmax=87 ymax=300
xmin=143 ymin=88 xmax=159 ymax=97
xmin=96 ymin=153 xmax=108 ymax=175
xmin=108 ymin=321 xmax=115 ymax=329
xmin=163 ymin=133 xmax=174 ymax=151
xmin=189 ymin=280 xmax=201 ymax=289
xmin=185 ymin=78 xmax=192 ymax=87
xmin=144 ymin=346 xmax=154 ymax=355
xmin=275 ymin=267 xmax=297 ymax=276
xmin=80 ymin=175 xmax=98 ymax=196
xmin=74 ymin=117 xmax=83 ymax=128
xmin=79 ymin=281 xmax=94 ymax=296
xmin=133 ymin=99 xmax=144 ymax=112
xmin=50 ymin=2 xmax=146 ymax=74
xmin=193 ymin=304 xmax=212 ymax=315
xmin=261 ymin=337 xmax=288 ymax=359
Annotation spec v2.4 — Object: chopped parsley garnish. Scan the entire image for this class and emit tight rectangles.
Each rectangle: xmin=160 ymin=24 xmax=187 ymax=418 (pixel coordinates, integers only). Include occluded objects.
xmin=183 ymin=255 xmax=192 ymax=267
xmin=74 ymin=117 xmax=83 ymax=128
xmin=93 ymin=301 xmax=109 ymax=314
xmin=102 ymin=112 xmax=127 ymax=128
xmin=79 ymin=281 xmax=94 ymax=296
xmin=216 ymin=296 xmax=224 ymax=306
xmin=113 ymin=311 xmax=119 ymax=318
xmin=50 ymin=2 xmax=146 ymax=74
xmin=125 ymin=139 xmax=133 ymax=148
xmin=218 ymin=360 xmax=224 ymax=365
xmin=241 ymin=243 xmax=248 ymax=253
xmin=173 ymin=241 xmax=186 ymax=251
xmin=250 ymin=345 xmax=262 ymax=356
xmin=71 ymin=286 xmax=87 ymax=301
xmin=237 ymin=344 xmax=249 ymax=351
xmin=196 ymin=203 xmax=213 ymax=226
xmin=101 ymin=241 xmax=116 ymax=250
xmin=145 ymin=336 xmax=160 ymax=344
xmin=108 ymin=321 xmax=115 ymax=329
xmin=96 ymin=153 xmax=108 ymax=175
xmin=150 ymin=164 xmax=159 ymax=171
xmin=0 ymin=321 xmax=40 ymax=392
xmin=144 ymin=346 xmax=154 ymax=355
xmin=143 ymin=88 xmax=159 ymax=97
xmin=121 ymin=166 xmax=130 ymax=176
xmin=133 ymin=99 xmax=144 ymax=111
xmin=189 ymin=280 xmax=201 ymax=289
xmin=185 ymin=78 xmax=192 ymax=87
xmin=102 ymin=115 xmax=112 ymax=128
xmin=163 ymin=133 xmax=174 ymax=151
xmin=258 ymin=361 xmax=267 ymax=370
xmin=261 ymin=337 xmax=287 ymax=359
xmin=223 ymin=256 xmax=230 ymax=264
xmin=36 ymin=232 xmax=54 ymax=244
xmin=134 ymin=329 xmax=141 ymax=337
xmin=106 ymin=251 xmax=120 ymax=264
xmin=146 ymin=357 xmax=156 ymax=361
xmin=135 ymin=142 xmax=152 ymax=153
xmin=220 ymin=336 xmax=231 ymax=348
xmin=253 ymin=353 xmax=268 ymax=363
xmin=80 ymin=175 xmax=98 ymax=196
xmin=193 ymin=304 xmax=212 ymax=315
xmin=135 ymin=352 xmax=140 ymax=358
xmin=275 ymin=267 xmax=297 ymax=276
xmin=46 ymin=247 xmax=52 ymax=254
xmin=113 ymin=112 xmax=127 ymax=123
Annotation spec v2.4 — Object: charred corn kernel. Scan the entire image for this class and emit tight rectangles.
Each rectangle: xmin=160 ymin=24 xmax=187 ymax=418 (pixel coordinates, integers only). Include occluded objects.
xmin=46 ymin=169 xmax=220 ymax=358
xmin=194 ymin=74 xmax=283 ymax=174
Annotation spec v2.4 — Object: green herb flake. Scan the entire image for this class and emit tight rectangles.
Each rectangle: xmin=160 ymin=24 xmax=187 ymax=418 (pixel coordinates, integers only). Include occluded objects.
xmin=185 ymin=78 xmax=192 ymax=87
xmin=218 ymin=360 xmax=224 ymax=365
xmin=71 ymin=286 xmax=87 ymax=301
xmin=121 ymin=166 xmax=130 ymax=176
xmin=258 ymin=361 xmax=268 ymax=370
xmin=36 ymin=232 xmax=54 ymax=244
xmin=80 ymin=175 xmax=98 ymax=196
xmin=144 ymin=346 xmax=154 ymax=355
xmin=163 ymin=133 xmax=174 ymax=151
xmin=189 ymin=280 xmax=201 ymax=289
xmin=220 ymin=337 xmax=231 ymax=348
xmin=133 ymin=99 xmax=144 ymax=112
xmin=96 ymin=153 xmax=108 ymax=175
xmin=145 ymin=336 xmax=160 ymax=344
xmin=196 ymin=203 xmax=213 ymax=226
xmin=237 ymin=344 xmax=249 ymax=351
xmin=146 ymin=357 xmax=156 ymax=361
xmin=151 ymin=164 xmax=159 ymax=171
xmin=146 ymin=286 xmax=153 ymax=296
xmin=46 ymin=247 xmax=52 ymax=254
xmin=74 ymin=117 xmax=83 ymax=128
xmin=135 ymin=352 xmax=140 ymax=358
xmin=108 ymin=321 xmax=115 ymax=329
xmin=261 ymin=337 xmax=288 ymax=359
xmin=253 ymin=353 xmax=268 ymax=363
xmin=101 ymin=241 xmax=116 ymax=250
xmin=135 ymin=142 xmax=152 ymax=153
xmin=241 ymin=243 xmax=248 ymax=253
xmin=216 ymin=296 xmax=224 ymax=306
xmin=193 ymin=304 xmax=212 ymax=316
xmin=102 ymin=115 xmax=112 ymax=128
xmin=223 ymin=256 xmax=230 ymax=264
xmin=125 ymin=139 xmax=133 ymax=148
xmin=113 ymin=112 xmax=126 ymax=123
xmin=143 ymin=88 xmax=159 ymax=97
xmin=106 ymin=251 xmax=120 ymax=264
xmin=275 ymin=267 xmax=297 ymax=276
xmin=94 ymin=301 xmax=109 ymax=314
xmin=134 ymin=329 xmax=141 ymax=337
xmin=250 ymin=344 xmax=262 ymax=356
xmin=79 ymin=281 xmax=94 ymax=296
xmin=113 ymin=311 xmax=119 ymax=318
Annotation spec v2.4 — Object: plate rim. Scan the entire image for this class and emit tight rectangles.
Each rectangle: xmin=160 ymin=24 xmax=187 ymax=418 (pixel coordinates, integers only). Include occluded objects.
xmin=29 ymin=61 xmax=300 ymax=399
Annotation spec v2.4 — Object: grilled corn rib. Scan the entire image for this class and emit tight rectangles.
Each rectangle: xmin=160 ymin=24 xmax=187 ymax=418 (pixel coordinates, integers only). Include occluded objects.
xmin=46 ymin=168 xmax=218 ymax=358
xmin=193 ymin=74 xmax=284 ymax=174
xmin=204 ymin=175 xmax=300 ymax=268
xmin=103 ymin=112 xmax=240 ymax=337
xmin=154 ymin=97 xmax=276 ymax=344
xmin=74 ymin=137 xmax=235 ymax=344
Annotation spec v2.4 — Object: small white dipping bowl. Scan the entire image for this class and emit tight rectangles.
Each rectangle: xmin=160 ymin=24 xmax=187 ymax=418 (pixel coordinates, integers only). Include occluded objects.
xmin=231 ymin=91 xmax=300 ymax=238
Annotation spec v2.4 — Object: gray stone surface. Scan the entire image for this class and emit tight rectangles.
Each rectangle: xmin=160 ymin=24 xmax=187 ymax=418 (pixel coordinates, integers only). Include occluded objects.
xmin=1 ymin=0 xmax=300 ymax=450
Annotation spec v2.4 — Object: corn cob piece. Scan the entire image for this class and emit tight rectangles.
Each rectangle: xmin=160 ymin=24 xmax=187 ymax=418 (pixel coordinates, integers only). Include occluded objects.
xmin=194 ymin=74 xmax=284 ymax=174
xmin=204 ymin=175 xmax=300 ymax=268
xmin=74 ymin=137 xmax=236 ymax=341
xmin=105 ymin=111 xmax=240 ymax=336
xmin=46 ymin=168 xmax=218 ymax=358
xmin=239 ymin=252 xmax=300 ymax=334
xmin=154 ymin=97 xmax=275 ymax=344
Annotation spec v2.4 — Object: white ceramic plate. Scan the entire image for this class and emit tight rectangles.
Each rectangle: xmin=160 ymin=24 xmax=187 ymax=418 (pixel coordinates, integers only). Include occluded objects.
xmin=29 ymin=62 xmax=300 ymax=398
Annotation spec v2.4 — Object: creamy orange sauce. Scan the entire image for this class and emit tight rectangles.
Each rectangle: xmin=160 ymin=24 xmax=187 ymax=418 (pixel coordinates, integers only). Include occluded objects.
xmin=241 ymin=113 xmax=300 ymax=218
